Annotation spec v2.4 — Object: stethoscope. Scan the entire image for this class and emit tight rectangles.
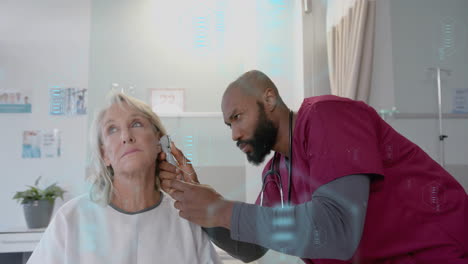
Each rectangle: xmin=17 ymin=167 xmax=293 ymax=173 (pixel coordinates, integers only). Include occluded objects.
xmin=260 ymin=110 xmax=293 ymax=208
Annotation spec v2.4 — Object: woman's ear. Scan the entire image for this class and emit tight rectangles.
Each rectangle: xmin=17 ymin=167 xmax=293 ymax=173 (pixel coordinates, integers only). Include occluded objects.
xmin=155 ymin=132 xmax=162 ymax=154
xmin=100 ymin=145 xmax=111 ymax=167
xmin=155 ymin=141 xmax=162 ymax=154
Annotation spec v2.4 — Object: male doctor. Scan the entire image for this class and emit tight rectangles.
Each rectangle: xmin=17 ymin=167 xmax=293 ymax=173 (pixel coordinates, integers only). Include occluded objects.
xmin=160 ymin=70 xmax=468 ymax=264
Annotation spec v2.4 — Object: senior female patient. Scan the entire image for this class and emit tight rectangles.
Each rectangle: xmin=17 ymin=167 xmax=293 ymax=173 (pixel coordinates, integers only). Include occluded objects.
xmin=27 ymin=92 xmax=221 ymax=264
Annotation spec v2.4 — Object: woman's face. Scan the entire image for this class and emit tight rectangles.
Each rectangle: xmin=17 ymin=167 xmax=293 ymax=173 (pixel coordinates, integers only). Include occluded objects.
xmin=100 ymin=103 xmax=161 ymax=175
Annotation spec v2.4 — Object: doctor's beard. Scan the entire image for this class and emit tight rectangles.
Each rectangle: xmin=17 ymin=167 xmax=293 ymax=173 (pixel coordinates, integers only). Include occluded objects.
xmin=237 ymin=102 xmax=278 ymax=165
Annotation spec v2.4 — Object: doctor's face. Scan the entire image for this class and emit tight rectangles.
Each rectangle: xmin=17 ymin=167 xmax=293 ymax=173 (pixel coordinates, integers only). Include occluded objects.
xmin=222 ymin=89 xmax=278 ymax=165
xmin=100 ymin=103 xmax=161 ymax=175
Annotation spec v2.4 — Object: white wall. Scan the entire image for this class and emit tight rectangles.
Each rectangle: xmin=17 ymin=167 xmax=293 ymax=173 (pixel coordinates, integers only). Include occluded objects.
xmin=368 ymin=0 xmax=395 ymax=110
xmin=0 ymin=0 xmax=91 ymax=229
xmin=86 ymin=0 xmax=303 ymax=164
xmin=85 ymin=0 xmax=305 ymax=201
xmin=302 ymin=0 xmax=331 ymax=98
xmin=390 ymin=0 xmax=468 ymax=114
xmin=88 ymin=0 xmax=251 ymax=114
xmin=86 ymin=0 xmax=304 ymax=113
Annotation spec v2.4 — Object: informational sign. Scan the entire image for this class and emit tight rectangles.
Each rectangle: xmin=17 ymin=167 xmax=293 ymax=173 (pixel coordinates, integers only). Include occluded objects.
xmin=453 ymin=88 xmax=468 ymax=113
xmin=150 ymin=89 xmax=184 ymax=114
xmin=22 ymin=129 xmax=61 ymax=159
xmin=22 ymin=130 xmax=41 ymax=158
xmin=0 ymin=88 xmax=32 ymax=113
xmin=42 ymin=129 xmax=62 ymax=158
xmin=49 ymin=87 xmax=87 ymax=115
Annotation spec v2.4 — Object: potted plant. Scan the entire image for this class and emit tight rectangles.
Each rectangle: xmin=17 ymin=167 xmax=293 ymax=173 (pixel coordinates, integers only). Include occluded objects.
xmin=13 ymin=176 xmax=66 ymax=229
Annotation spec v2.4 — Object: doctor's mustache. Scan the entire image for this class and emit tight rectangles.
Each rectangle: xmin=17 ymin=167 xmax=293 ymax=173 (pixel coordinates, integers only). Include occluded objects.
xmin=237 ymin=140 xmax=255 ymax=148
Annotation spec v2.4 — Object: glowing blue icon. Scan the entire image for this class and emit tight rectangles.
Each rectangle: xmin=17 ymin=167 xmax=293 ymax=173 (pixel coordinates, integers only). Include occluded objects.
xmin=184 ymin=135 xmax=194 ymax=165
xmin=271 ymin=232 xmax=294 ymax=242
xmin=195 ymin=17 xmax=208 ymax=48
xmin=215 ymin=11 xmax=225 ymax=32
xmin=50 ymin=88 xmax=64 ymax=115
xmin=270 ymin=205 xmax=295 ymax=243
xmin=439 ymin=17 xmax=456 ymax=61
xmin=272 ymin=217 xmax=294 ymax=227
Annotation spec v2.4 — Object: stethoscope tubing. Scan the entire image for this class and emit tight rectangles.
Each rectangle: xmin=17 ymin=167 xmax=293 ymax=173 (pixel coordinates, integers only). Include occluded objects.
xmin=259 ymin=110 xmax=293 ymax=208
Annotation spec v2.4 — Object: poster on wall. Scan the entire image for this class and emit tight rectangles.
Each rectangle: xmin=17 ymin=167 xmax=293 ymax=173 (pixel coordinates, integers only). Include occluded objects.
xmin=22 ymin=131 xmax=41 ymax=158
xmin=150 ymin=89 xmax=184 ymax=114
xmin=453 ymin=88 xmax=468 ymax=113
xmin=42 ymin=129 xmax=62 ymax=158
xmin=49 ymin=87 xmax=87 ymax=115
xmin=22 ymin=129 xmax=61 ymax=159
xmin=0 ymin=88 xmax=32 ymax=113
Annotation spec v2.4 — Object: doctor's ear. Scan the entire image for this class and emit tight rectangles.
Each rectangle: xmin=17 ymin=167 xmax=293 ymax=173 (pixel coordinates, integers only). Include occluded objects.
xmin=263 ymin=88 xmax=278 ymax=112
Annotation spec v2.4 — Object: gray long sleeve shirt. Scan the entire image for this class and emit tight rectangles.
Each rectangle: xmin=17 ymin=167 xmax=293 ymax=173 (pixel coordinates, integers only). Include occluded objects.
xmin=204 ymin=174 xmax=370 ymax=262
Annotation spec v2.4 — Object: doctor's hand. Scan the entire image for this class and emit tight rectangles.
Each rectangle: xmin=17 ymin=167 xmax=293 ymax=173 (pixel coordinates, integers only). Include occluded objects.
xmin=162 ymin=179 xmax=234 ymax=229
xmin=158 ymin=142 xmax=199 ymax=194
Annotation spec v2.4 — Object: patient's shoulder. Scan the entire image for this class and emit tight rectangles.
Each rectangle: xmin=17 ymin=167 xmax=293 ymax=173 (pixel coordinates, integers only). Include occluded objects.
xmin=54 ymin=193 xmax=100 ymax=218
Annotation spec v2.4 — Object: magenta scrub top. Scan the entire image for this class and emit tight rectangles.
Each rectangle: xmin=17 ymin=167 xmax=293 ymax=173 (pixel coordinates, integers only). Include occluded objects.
xmin=256 ymin=95 xmax=468 ymax=264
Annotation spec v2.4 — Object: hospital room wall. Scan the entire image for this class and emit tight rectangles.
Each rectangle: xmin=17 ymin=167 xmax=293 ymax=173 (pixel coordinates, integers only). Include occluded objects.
xmin=0 ymin=0 xmax=92 ymax=229
xmin=86 ymin=0 xmax=304 ymax=205
xmin=370 ymin=0 xmax=468 ymax=191
xmin=0 ymin=0 xmax=304 ymax=230
xmin=87 ymin=0 xmax=262 ymax=204
xmin=87 ymin=2 xmax=305 ymax=262
xmin=87 ymin=0 xmax=304 ymax=117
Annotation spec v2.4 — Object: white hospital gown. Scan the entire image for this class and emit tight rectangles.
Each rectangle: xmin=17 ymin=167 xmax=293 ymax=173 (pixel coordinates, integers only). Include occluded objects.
xmin=27 ymin=193 xmax=222 ymax=264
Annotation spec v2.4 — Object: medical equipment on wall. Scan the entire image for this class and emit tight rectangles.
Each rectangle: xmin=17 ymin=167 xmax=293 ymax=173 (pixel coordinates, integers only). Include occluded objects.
xmin=428 ymin=67 xmax=451 ymax=167
xmin=160 ymin=135 xmax=177 ymax=165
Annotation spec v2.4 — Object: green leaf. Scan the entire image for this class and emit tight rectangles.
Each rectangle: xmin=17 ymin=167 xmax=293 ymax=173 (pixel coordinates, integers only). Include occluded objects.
xmin=34 ymin=176 xmax=42 ymax=186
xmin=43 ymin=183 xmax=66 ymax=200
xmin=13 ymin=178 xmax=66 ymax=204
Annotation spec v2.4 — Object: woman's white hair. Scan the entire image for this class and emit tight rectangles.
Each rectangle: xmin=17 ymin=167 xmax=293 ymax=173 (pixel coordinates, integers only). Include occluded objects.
xmin=88 ymin=92 xmax=167 ymax=205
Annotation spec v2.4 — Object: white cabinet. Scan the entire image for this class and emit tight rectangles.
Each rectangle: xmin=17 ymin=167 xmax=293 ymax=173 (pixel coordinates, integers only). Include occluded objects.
xmin=0 ymin=228 xmax=44 ymax=254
